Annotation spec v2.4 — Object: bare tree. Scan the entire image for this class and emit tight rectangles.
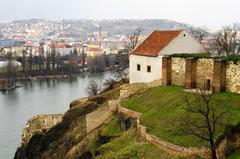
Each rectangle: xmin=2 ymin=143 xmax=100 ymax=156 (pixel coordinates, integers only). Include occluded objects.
xmin=212 ymin=23 xmax=240 ymax=56
xmin=5 ymin=51 xmax=17 ymax=86
xmin=188 ymin=26 xmax=211 ymax=43
xmin=28 ymin=47 xmax=33 ymax=72
xmin=125 ymin=28 xmax=142 ymax=52
xmin=46 ymin=51 xmax=51 ymax=70
xmin=37 ymin=54 xmax=44 ymax=71
xmin=177 ymin=89 xmax=230 ymax=159
xmin=51 ymin=46 xmax=57 ymax=70
xmin=88 ymin=80 xmax=99 ymax=96
xmin=103 ymin=78 xmax=115 ymax=90
xmin=21 ymin=50 xmax=27 ymax=76
xmin=114 ymin=66 xmax=128 ymax=81
xmin=88 ymin=56 xmax=106 ymax=73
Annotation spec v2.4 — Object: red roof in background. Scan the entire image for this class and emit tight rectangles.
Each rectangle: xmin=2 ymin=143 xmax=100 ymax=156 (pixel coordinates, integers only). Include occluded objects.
xmin=87 ymin=48 xmax=102 ymax=52
xmin=55 ymin=44 xmax=65 ymax=49
xmin=131 ymin=30 xmax=182 ymax=57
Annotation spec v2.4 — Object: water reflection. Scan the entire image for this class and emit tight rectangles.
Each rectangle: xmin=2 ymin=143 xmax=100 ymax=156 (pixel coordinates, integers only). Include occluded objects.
xmin=0 ymin=72 xmax=112 ymax=159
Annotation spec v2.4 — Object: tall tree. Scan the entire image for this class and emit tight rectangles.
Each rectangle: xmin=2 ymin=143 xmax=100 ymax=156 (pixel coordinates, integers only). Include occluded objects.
xmin=21 ymin=50 xmax=27 ymax=76
xmin=51 ymin=46 xmax=56 ymax=70
xmin=189 ymin=26 xmax=211 ymax=43
xmin=28 ymin=47 xmax=33 ymax=72
xmin=213 ymin=23 xmax=240 ymax=56
xmin=177 ymin=89 xmax=230 ymax=159
xmin=5 ymin=51 xmax=17 ymax=86
xmin=125 ymin=28 xmax=142 ymax=52
xmin=46 ymin=51 xmax=51 ymax=70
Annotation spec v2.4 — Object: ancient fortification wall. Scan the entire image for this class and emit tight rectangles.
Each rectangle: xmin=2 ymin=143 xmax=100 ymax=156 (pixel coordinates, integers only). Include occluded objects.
xmin=86 ymin=106 xmax=115 ymax=133
xmin=226 ymin=61 xmax=240 ymax=93
xmin=196 ymin=58 xmax=214 ymax=88
xmin=171 ymin=57 xmax=186 ymax=86
xmin=162 ymin=56 xmax=240 ymax=94
xmin=120 ymin=79 xmax=162 ymax=99
xmin=22 ymin=114 xmax=63 ymax=145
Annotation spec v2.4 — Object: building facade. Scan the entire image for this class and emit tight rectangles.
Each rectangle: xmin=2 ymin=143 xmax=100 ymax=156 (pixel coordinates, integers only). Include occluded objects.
xmin=129 ymin=30 xmax=205 ymax=83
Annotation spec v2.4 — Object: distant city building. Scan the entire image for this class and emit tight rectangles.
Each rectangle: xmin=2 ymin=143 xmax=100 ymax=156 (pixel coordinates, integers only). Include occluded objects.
xmin=0 ymin=38 xmax=25 ymax=48
xmin=86 ymin=47 xmax=103 ymax=57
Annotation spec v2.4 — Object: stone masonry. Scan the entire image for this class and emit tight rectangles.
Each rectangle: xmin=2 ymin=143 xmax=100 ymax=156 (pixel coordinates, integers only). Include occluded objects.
xmin=226 ymin=61 xmax=240 ymax=93
xmin=185 ymin=58 xmax=197 ymax=89
xmin=162 ymin=56 xmax=240 ymax=94
xmin=171 ymin=57 xmax=186 ymax=86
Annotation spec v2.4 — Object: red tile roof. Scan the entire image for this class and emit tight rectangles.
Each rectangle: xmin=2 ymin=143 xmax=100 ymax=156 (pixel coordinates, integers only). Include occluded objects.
xmin=87 ymin=48 xmax=103 ymax=52
xmin=131 ymin=30 xmax=182 ymax=57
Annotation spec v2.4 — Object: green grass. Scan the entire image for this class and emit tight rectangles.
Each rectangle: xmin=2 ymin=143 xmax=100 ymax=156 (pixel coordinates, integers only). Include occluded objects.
xmin=96 ymin=118 xmax=200 ymax=159
xmin=121 ymin=86 xmax=240 ymax=148
xmin=227 ymin=150 xmax=240 ymax=159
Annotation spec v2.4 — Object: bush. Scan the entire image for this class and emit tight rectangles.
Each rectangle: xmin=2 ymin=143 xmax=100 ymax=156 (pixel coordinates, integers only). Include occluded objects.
xmin=103 ymin=78 xmax=115 ymax=90
xmin=88 ymin=80 xmax=99 ymax=96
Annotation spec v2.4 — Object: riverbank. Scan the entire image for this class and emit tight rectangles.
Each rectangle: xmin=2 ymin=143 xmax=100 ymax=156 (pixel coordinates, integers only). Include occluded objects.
xmin=0 ymin=71 xmax=113 ymax=159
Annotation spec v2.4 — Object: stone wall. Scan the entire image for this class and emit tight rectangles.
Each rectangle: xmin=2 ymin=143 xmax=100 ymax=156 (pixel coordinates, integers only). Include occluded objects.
xmin=164 ymin=56 xmax=240 ymax=94
xmin=117 ymin=105 xmax=211 ymax=158
xmin=196 ymin=58 xmax=214 ymax=88
xmin=226 ymin=61 xmax=240 ymax=93
xmin=86 ymin=106 xmax=115 ymax=133
xmin=171 ymin=57 xmax=186 ymax=86
xmin=22 ymin=114 xmax=63 ymax=145
xmin=120 ymin=79 xmax=162 ymax=100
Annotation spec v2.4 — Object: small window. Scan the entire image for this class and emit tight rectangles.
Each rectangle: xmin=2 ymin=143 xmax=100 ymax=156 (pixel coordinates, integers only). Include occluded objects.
xmin=183 ymin=34 xmax=186 ymax=37
xmin=137 ymin=64 xmax=141 ymax=71
xmin=147 ymin=65 xmax=151 ymax=73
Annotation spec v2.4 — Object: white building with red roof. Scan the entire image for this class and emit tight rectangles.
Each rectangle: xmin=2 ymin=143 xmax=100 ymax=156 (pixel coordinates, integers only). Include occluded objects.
xmin=130 ymin=30 xmax=205 ymax=83
xmin=86 ymin=47 xmax=104 ymax=57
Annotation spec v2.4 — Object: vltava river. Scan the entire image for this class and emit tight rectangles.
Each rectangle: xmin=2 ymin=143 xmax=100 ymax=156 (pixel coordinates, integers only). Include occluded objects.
xmin=0 ymin=72 xmax=112 ymax=159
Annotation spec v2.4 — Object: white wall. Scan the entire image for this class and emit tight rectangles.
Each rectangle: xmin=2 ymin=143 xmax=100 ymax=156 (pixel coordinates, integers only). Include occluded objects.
xmin=160 ymin=30 xmax=205 ymax=55
xmin=129 ymin=55 xmax=163 ymax=83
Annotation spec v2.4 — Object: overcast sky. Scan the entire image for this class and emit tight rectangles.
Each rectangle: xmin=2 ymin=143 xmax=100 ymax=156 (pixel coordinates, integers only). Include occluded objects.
xmin=0 ymin=0 xmax=239 ymax=30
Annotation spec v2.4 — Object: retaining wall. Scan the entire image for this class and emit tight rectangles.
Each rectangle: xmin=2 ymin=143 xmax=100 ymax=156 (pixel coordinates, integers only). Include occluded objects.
xmin=120 ymin=79 xmax=162 ymax=99
xmin=86 ymin=106 xmax=115 ymax=133
xmin=117 ymin=106 xmax=211 ymax=158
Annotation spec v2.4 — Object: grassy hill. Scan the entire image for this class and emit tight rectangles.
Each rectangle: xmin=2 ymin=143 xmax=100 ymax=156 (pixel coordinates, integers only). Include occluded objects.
xmin=121 ymin=86 xmax=240 ymax=148
xmin=94 ymin=118 xmax=201 ymax=159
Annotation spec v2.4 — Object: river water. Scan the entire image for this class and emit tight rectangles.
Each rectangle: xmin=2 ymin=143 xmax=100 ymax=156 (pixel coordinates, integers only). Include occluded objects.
xmin=0 ymin=72 xmax=112 ymax=159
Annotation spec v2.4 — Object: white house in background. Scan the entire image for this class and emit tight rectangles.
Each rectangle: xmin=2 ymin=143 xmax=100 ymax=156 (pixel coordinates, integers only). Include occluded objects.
xmin=129 ymin=30 xmax=205 ymax=83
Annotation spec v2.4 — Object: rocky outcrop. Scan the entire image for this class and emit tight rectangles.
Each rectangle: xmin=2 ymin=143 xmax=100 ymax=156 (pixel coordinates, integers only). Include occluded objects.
xmin=22 ymin=114 xmax=63 ymax=145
